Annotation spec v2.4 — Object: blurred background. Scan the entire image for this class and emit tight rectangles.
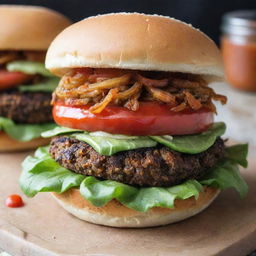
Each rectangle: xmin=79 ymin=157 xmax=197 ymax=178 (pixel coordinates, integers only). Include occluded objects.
xmin=0 ymin=0 xmax=255 ymax=44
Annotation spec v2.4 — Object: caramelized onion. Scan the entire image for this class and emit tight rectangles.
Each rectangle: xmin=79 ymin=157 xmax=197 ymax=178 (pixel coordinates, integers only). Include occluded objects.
xmin=171 ymin=102 xmax=187 ymax=112
xmin=171 ymin=78 xmax=201 ymax=89
xmin=184 ymin=91 xmax=202 ymax=110
xmin=54 ymin=68 xmax=227 ymax=113
xmin=89 ymin=88 xmax=118 ymax=114
xmin=124 ymin=91 xmax=141 ymax=111
xmin=116 ymin=82 xmax=142 ymax=99
xmin=88 ymin=74 xmax=131 ymax=90
xmin=212 ymin=94 xmax=227 ymax=105
xmin=147 ymin=87 xmax=176 ymax=105
xmin=137 ymin=74 xmax=169 ymax=87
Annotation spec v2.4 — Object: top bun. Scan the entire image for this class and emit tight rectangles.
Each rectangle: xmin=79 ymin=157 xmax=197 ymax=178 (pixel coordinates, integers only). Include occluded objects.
xmin=0 ymin=5 xmax=71 ymax=50
xmin=46 ymin=13 xmax=224 ymax=81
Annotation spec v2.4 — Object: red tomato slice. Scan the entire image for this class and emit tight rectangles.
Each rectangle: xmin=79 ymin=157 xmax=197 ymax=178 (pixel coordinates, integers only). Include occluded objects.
xmin=53 ymin=102 xmax=214 ymax=136
xmin=0 ymin=70 xmax=32 ymax=90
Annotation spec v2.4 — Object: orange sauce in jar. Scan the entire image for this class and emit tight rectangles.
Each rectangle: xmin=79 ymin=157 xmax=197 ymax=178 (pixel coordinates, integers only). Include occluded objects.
xmin=222 ymin=37 xmax=256 ymax=91
xmin=221 ymin=10 xmax=256 ymax=92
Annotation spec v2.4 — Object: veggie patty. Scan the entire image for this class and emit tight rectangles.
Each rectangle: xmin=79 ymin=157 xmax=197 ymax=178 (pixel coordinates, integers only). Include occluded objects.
xmin=49 ymin=136 xmax=225 ymax=187
xmin=0 ymin=90 xmax=53 ymax=124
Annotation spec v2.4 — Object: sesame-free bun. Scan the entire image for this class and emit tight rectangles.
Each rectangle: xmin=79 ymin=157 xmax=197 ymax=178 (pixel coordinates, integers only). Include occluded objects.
xmin=52 ymin=186 xmax=220 ymax=228
xmin=0 ymin=132 xmax=50 ymax=152
xmin=0 ymin=5 xmax=71 ymax=50
xmin=46 ymin=13 xmax=224 ymax=82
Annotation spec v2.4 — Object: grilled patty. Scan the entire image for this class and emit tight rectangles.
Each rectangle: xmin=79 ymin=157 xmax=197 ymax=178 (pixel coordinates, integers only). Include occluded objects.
xmin=0 ymin=91 xmax=53 ymax=124
xmin=49 ymin=136 xmax=225 ymax=187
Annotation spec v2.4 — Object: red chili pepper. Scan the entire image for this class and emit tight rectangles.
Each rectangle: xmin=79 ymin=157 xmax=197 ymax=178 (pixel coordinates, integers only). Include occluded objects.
xmin=5 ymin=194 xmax=24 ymax=208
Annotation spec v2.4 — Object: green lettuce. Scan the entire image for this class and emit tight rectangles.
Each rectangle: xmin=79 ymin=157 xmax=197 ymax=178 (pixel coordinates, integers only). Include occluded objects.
xmin=20 ymin=144 xmax=248 ymax=212
xmin=150 ymin=122 xmax=226 ymax=154
xmin=80 ymin=178 xmax=203 ymax=212
xmin=200 ymin=160 xmax=248 ymax=198
xmin=42 ymin=127 xmax=157 ymax=155
xmin=18 ymin=77 xmax=59 ymax=93
xmin=72 ymin=133 xmax=157 ymax=156
xmin=7 ymin=61 xmax=53 ymax=77
xmin=20 ymin=147 xmax=85 ymax=197
xmin=226 ymin=144 xmax=248 ymax=168
xmin=0 ymin=117 xmax=56 ymax=141
xmin=200 ymin=143 xmax=248 ymax=198
xmin=41 ymin=122 xmax=226 ymax=155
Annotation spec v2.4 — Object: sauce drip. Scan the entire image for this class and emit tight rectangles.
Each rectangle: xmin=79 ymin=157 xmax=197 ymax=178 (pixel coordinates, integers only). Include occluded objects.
xmin=5 ymin=194 xmax=24 ymax=208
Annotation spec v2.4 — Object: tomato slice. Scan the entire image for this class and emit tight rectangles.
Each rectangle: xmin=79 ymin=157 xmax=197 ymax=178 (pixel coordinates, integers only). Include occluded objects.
xmin=53 ymin=102 xmax=214 ymax=136
xmin=0 ymin=70 xmax=32 ymax=90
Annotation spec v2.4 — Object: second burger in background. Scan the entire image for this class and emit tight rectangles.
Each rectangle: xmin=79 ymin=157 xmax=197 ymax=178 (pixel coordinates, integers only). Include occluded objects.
xmin=0 ymin=5 xmax=71 ymax=151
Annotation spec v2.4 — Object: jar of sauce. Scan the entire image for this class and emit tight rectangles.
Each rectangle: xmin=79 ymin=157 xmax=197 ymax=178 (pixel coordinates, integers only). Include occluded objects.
xmin=221 ymin=10 xmax=256 ymax=92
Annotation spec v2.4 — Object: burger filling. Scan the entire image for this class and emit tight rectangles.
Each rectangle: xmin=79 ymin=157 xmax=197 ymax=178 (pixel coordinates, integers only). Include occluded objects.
xmin=54 ymin=68 xmax=227 ymax=113
xmin=0 ymin=51 xmax=58 ymax=141
xmin=20 ymin=68 xmax=248 ymax=212
xmin=49 ymin=136 xmax=225 ymax=187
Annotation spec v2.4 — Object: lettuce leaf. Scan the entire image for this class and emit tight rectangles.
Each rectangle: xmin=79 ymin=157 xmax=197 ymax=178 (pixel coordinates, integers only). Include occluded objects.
xmin=150 ymin=122 xmax=226 ymax=154
xmin=200 ymin=160 xmax=248 ymax=198
xmin=41 ymin=122 xmax=225 ymax=155
xmin=0 ymin=117 xmax=56 ymax=141
xmin=18 ymin=77 xmax=59 ymax=93
xmin=20 ymin=144 xmax=248 ymax=212
xmin=7 ymin=61 xmax=53 ymax=77
xmin=226 ymin=144 xmax=248 ymax=168
xmin=72 ymin=133 xmax=157 ymax=155
xmin=43 ymin=127 xmax=157 ymax=155
xmin=20 ymin=147 xmax=85 ymax=197
xmin=80 ymin=177 xmax=203 ymax=212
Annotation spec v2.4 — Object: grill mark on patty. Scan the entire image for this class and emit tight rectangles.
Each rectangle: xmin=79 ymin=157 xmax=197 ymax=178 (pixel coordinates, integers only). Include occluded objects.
xmin=49 ymin=136 xmax=225 ymax=187
xmin=0 ymin=91 xmax=53 ymax=124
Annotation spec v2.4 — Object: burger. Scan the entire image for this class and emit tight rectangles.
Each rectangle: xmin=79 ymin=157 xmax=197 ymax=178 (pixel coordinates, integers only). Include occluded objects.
xmin=0 ymin=5 xmax=71 ymax=151
xmin=20 ymin=13 xmax=248 ymax=228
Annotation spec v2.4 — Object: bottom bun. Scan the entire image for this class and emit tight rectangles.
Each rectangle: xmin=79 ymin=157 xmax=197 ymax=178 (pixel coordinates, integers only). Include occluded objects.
xmin=0 ymin=132 xmax=50 ymax=152
xmin=52 ymin=186 xmax=220 ymax=228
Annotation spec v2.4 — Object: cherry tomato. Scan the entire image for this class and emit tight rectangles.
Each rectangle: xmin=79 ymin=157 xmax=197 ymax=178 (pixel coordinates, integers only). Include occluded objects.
xmin=0 ymin=70 xmax=32 ymax=90
xmin=5 ymin=194 xmax=24 ymax=208
xmin=53 ymin=102 xmax=214 ymax=136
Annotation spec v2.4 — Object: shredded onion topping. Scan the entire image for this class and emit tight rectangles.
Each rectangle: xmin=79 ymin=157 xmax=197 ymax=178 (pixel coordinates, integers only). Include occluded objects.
xmin=54 ymin=68 xmax=227 ymax=114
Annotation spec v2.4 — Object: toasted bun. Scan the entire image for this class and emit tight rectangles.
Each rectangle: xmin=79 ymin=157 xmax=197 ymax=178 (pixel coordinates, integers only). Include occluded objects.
xmin=0 ymin=132 xmax=50 ymax=152
xmin=0 ymin=5 xmax=71 ymax=50
xmin=52 ymin=186 xmax=220 ymax=228
xmin=46 ymin=13 xmax=224 ymax=82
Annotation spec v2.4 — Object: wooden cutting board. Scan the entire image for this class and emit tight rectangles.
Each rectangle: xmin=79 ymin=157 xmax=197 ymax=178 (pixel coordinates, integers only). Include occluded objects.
xmin=0 ymin=149 xmax=255 ymax=256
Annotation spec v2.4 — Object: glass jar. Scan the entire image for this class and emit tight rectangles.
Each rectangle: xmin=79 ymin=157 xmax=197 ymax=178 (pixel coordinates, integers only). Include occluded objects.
xmin=221 ymin=10 xmax=256 ymax=92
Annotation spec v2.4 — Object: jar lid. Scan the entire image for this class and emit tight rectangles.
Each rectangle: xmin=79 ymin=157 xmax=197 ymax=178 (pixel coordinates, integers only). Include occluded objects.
xmin=222 ymin=10 xmax=256 ymax=35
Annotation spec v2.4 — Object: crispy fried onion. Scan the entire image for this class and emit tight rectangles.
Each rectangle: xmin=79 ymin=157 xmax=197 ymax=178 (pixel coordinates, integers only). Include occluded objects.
xmin=137 ymin=74 xmax=168 ymax=87
xmin=147 ymin=86 xmax=176 ymax=105
xmin=54 ymin=68 xmax=227 ymax=113
xmin=89 ymin=88 xmax=118 ymax=114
